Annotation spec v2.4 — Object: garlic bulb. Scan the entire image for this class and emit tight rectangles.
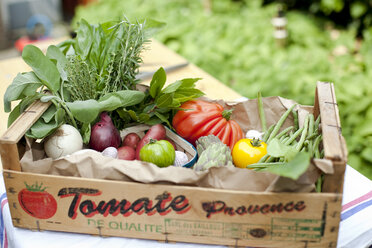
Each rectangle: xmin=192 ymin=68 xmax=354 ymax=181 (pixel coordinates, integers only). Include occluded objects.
xmin=173 ymin=151 xmax=189 ymax=167
xmin=245 ymin=130 xmax=264 ymax=140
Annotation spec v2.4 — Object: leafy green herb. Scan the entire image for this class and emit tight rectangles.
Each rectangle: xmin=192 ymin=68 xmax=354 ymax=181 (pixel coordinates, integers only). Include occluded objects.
xmin=3 ymin=18 xmax=164 ymax=143
xmin=114 ymin=67 xmax=204 ymax=129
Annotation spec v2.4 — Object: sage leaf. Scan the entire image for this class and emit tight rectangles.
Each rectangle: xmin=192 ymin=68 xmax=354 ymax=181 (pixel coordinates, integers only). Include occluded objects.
xmin=22 ymin=45 xmax=61 ymax=93
xmin=46 ymin=45 xmax=69 ymax=82
xmin=7 ymin=104 xmax=21 ymax=127
xmin=19 ymin=94 xmax=43 ymax=113
xmin=98 ymin=90 xmax=145 ymax=111
xmin=67 ymin=99 xmax=101 ymax=123
xmin=75 ymin=19 xmax=93 ymax=59
xmin=265 ymin=152 xmax=311 ymax=180
xmin=267 ymin=138 xmax=298 ymax=162
xmin=3 ymin=72 xmax=42 ymax=112
xmin=26 ymin=107 xmax=65 ymax=139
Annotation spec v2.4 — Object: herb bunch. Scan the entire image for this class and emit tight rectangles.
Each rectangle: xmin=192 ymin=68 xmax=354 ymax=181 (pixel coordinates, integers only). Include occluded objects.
xmin=63 ymin=17 xmax=149 ymax=101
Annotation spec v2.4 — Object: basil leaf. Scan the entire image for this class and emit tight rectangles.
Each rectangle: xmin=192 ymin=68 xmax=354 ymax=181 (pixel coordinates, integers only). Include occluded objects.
xmin=22 ymin=45 xmax=61 ymax=93
xmin=162 ymin=81 xmax=182 ymax=94
xmin=178 ymin=78 xmax=202 ymax=89
xmin=3 ymin=72 xmax=42 ymax=112
xmin=156 ymin=93 xmax=174 ymax=108
xmin=149 ymin=67 xmax=166 ymax=98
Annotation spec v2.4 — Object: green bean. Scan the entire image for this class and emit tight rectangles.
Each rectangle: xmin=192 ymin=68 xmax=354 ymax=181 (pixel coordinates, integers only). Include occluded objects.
xmin=276 ymin=126 xmax=294 ymax=140
xmin=305 ymin=140 xmax=314 ymax=157
xmin=307 ymin=133 xmax=318 ymax=140
xmin=247 ymin=162 xmax=285 ymax=169
xmin=292 ymin=109 xmax=299 ymax=130
xmin=267 ymin=104 xmax=296 ymax=143
xmin=314 ymin=115 xmax=321 ymax=132
xmin=307 ymin=114 xmax=314 ymax=139
xmin=281 ymin=136 xmax=290 ymax=144
xmin=258 ymin=154 xmax=270 ymax=163
xmin=284 ymin=127 xmax=304 ymax=145
xmin=262 ymin=124 xmax=275 ymax=142
xmin=316 ymin=174 xmax=323 ymax=193
xmin=295 ymin=114 xmax=309 ymax=151
xmin=257 ymin=92 xmax=267 ymax=133
xmin=313 ymin=135 xmax=323 ymax=158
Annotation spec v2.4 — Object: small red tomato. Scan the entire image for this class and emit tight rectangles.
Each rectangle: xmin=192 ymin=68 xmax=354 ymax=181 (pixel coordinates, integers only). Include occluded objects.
xmin=122 ymin=133 xmax=141 ymax=150
xmin=18 ymin=183 xmax=57 ymax=219
xmin=117 ymin=146 xmax=136 ymax=160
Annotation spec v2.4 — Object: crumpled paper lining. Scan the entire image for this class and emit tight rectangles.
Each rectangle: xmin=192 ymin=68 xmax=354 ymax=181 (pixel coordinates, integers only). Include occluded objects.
xmin=20 ymin=96 xmax=334 ymax=193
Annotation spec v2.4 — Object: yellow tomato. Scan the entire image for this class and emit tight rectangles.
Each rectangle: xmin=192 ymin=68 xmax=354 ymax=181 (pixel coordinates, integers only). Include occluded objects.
xmin=232 ymin=138 xmax=267 ymax=168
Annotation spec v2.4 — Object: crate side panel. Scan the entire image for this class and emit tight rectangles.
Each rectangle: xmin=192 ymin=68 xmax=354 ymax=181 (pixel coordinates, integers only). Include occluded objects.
xmin=4 ymin=171 xmax=342 ymax=248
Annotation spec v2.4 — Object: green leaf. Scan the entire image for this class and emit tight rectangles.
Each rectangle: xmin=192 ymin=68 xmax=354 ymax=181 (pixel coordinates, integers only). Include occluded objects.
xmin=3 ymin=72 xmax=42 ymax=112
xmin=41 ymin=104 xmax=59 ymax=123
xmin=156 ymin=93 xmax=174 ymax=108
xmin=81 ymin=123 xmax=91 ymax=144
xmin=138 ymin=113 xmax=150 ymax=123
xmin=46 ymin=45 xmax=69 ymax=82
xmin=162 ymin=81 xmax=182 ymax=94
xmin=75 ymin=19 xmax=93 ymax=59
xmin=67 ymin=99 xmax=101 ymax=123
xmin=350 ymin=2 xmax=367 ymax=18
xmin=149 ymin=67 xmax=166 ymax=98
xmin=19 ymin=94 xmax=43 ymax=113
xmin=154 ymin=112 xmax=171 ymax=127
xmin=178 ymin=78 xmax=202 ymax=89
xmin=7 ymin=104 xmax=21 ymax=127
xmin=22 ymin=45 xmax=61 ymax=93
xmin=141 ymin=18 xmax=166 ymax=37
xmin=265 ymin=152 xmax=311 ymax=180
xmin=40 ymin=95 xmax=59 ymax=103
xmin=26 ymin=107 xmax=65 ymax=139
xmin=99 ymin=90 xmax=145 ymax=109
xmin=267 ymin=138 xmax=298 ymax=162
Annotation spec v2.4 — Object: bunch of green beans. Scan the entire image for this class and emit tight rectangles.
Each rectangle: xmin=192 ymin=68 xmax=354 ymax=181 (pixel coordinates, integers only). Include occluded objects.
xmin=256 ymin=101 xmax=323 ymax=165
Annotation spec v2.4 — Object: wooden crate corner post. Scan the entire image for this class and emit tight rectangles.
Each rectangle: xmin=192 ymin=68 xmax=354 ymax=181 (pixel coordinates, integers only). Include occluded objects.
xmin=0 ymin=101 xmax=51 ymax=171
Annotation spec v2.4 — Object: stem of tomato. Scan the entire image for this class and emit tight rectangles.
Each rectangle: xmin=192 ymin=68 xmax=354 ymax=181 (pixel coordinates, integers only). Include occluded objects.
xmin=222 ymin=109 xmax=233 ymax=120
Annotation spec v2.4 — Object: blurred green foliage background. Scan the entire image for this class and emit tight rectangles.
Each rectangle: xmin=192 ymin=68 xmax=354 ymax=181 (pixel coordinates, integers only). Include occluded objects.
xmin=73 ymin=0 xmax=372 ymax=179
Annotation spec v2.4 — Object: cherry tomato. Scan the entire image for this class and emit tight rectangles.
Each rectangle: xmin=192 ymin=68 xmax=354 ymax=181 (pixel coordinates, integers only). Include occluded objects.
xmin=139 ymin=139 xmax=175 ymax=167
xmin=232 ymin=138 xmax=267 ymax=168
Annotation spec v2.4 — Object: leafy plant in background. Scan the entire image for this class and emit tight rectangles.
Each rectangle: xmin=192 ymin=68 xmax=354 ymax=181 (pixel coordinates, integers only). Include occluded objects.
xmin=263 ymin=0 xmax=372 ymax=36
xmin=73 ymin=0 xmax=372 ymax=179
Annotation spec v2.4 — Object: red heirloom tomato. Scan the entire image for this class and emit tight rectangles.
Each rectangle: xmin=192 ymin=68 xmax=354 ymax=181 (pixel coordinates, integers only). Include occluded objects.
xmin=172 ymin=100 xmax=244 ymax=149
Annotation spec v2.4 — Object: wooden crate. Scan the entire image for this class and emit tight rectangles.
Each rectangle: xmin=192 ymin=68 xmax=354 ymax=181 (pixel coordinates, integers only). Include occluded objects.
xmin=0 ymin=82 xmax=347 ymax=248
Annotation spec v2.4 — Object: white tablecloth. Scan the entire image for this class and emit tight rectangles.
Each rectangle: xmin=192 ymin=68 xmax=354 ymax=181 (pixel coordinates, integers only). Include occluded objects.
xmin=1 ymin=165 xmax=371 ymax=248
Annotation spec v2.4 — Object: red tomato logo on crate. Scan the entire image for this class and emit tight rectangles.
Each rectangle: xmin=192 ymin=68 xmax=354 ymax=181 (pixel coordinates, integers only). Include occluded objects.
xmin=18 ymin=182 xmax=57 ymax=219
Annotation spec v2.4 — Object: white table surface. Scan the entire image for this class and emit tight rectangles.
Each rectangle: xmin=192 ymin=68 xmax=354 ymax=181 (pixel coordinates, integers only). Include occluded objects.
xmin=1 ymin=165 xmax=371 ymax=248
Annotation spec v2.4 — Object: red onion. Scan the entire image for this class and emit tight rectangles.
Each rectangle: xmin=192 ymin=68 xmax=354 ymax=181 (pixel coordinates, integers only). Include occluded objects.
xmin=89 ymin=112 xmax=121 ymax=152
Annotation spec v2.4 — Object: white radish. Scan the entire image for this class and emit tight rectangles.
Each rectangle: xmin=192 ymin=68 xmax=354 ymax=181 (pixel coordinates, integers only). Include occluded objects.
xmin=44 ymin=124 xmax=83 ymax=159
